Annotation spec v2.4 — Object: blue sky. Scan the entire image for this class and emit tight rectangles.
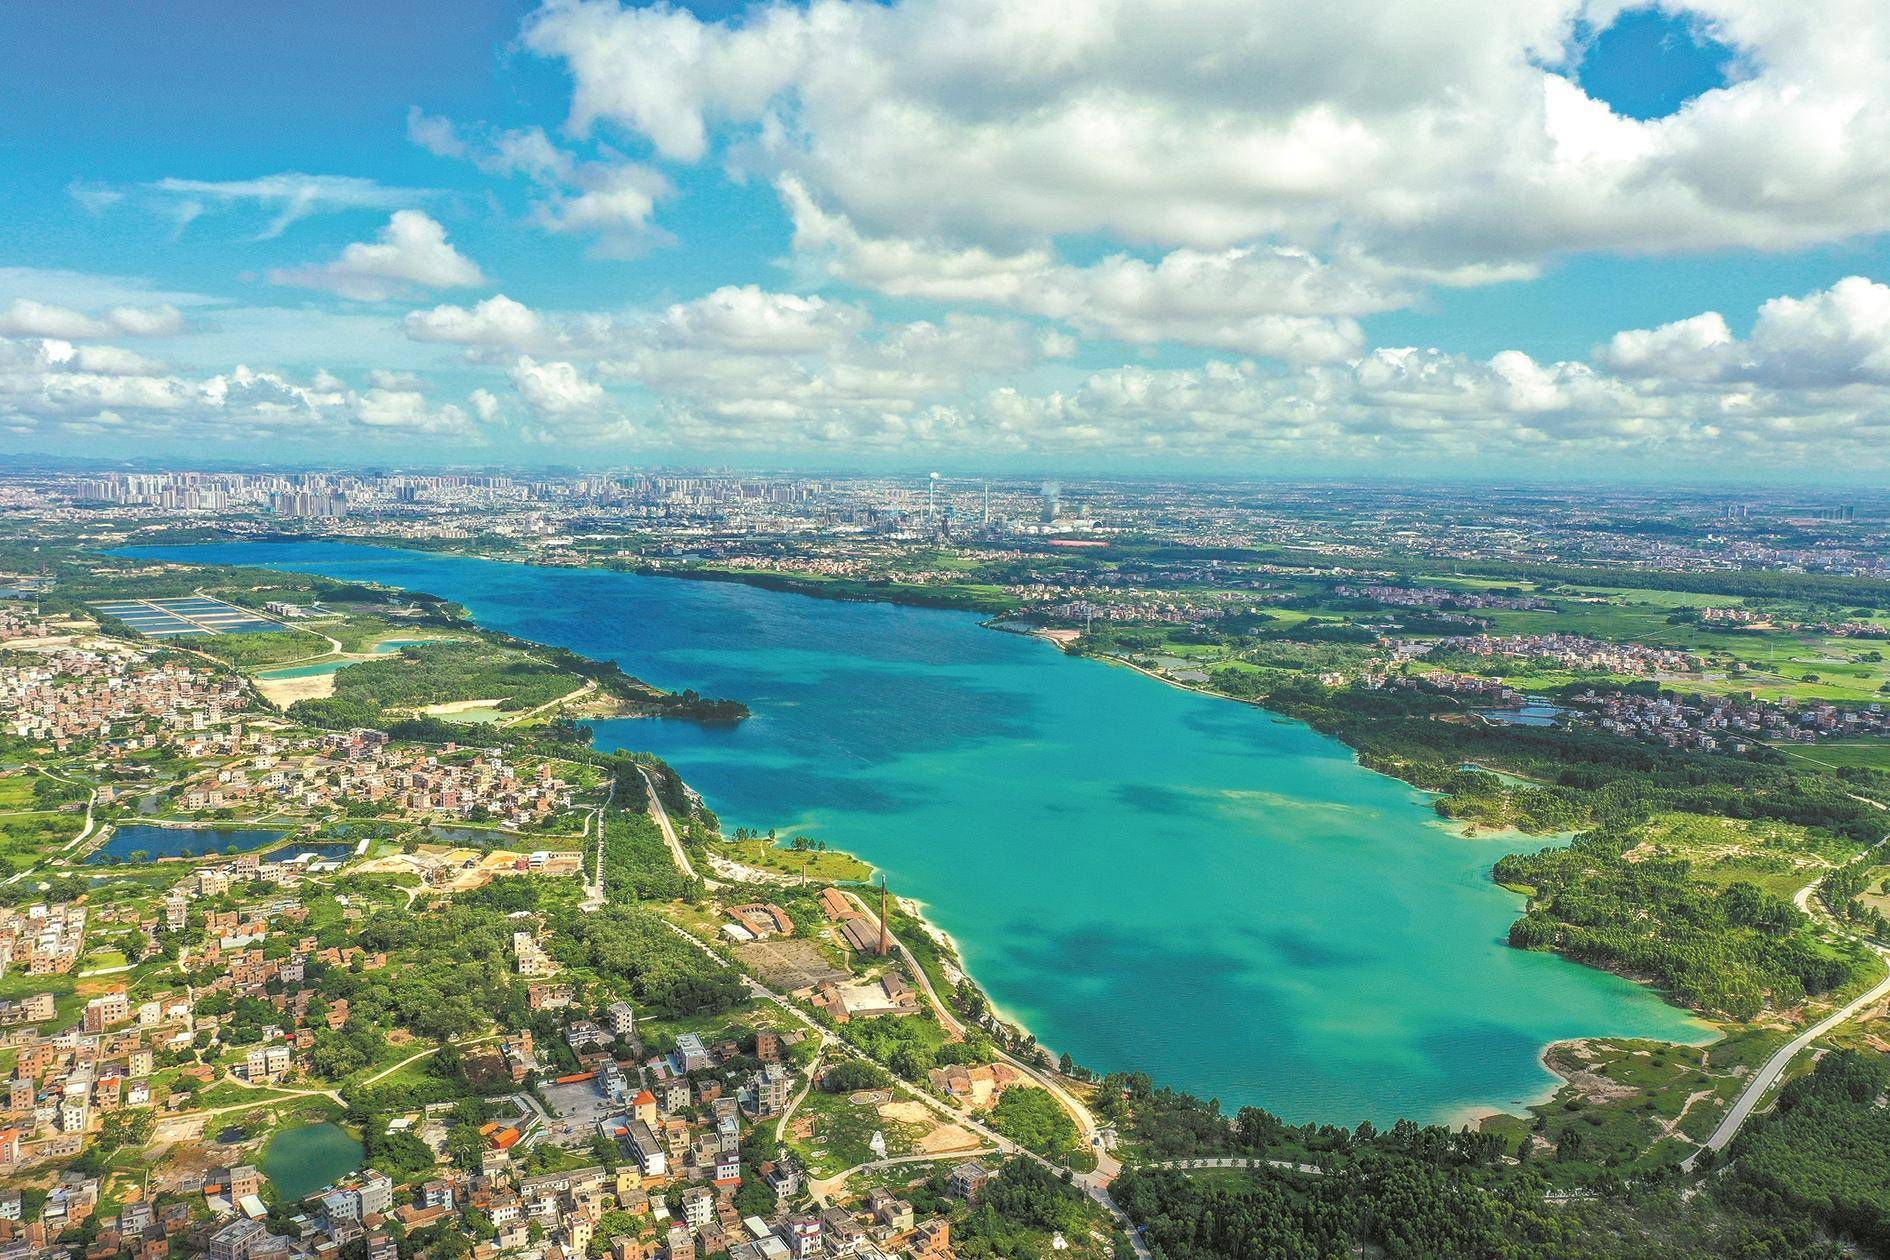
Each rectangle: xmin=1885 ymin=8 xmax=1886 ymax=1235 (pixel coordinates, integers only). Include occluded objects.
xmin=3 ymin=0 xmax=1889 ymax=476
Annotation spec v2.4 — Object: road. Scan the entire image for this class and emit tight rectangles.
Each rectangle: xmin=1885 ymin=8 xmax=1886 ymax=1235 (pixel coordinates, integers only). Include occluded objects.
xmin=582 ymin=775 xmax=615 ymax=910
xmin=776 ymin=1033 xmax=827 ymax=1145
xmin=1682 ymin=827 xmax=1890 ymax=1170
xmin=1142 ymin=1156 xmax=1324 ymax=1175
xmin=44 ymin=766 xmax=99 ymax=853
xmin=638 ymin=764 xmax=719 ymax=889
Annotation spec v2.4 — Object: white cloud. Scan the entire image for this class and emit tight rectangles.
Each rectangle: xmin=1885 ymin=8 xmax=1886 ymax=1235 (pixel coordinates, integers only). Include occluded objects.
xmin=783 ymin=181 xmax=1373 ymax=360
xmin=1746 ymin=276 xmax=1890 ymax=387
xmin=350 ymin=387 xmax=474 ymax=435
xmin=0 ymin=300 xmax=114 ymax=340
xmin=270 ymin=211 xmax=485 ymax=302
xmin=0 ymin=298 xmax=184 ymax=339
xmin=510 ymin=355 xmax=606 ymax=414
xmin=1599 ymin=311 xmax=1736 ymax=382
xmin=407 ymin=107 xmax=669 ymax=249
xmin=405 ymin=294 xmax=547 ymax=350
xmin=524 ymin=0 xmax=1890 ymax=287
xmin=529 ymin=161 xmax=671 ymax=242
xmin=147 ymin=173 xmax=437 ymax=238
xmin=1603 ymin=276 xmax=1890 ymax=389
xmin=0 ymin=267 xmax=215 ymax=314
xmin=0 ymin=330 xmax=490 ymax=448
xmin=406 ymin=107 xmax=469 ymax=159
xmin=653 ymin=286 xmax=864 ymax=354
xmin=67 ymin=182 xmax=125 ymax=215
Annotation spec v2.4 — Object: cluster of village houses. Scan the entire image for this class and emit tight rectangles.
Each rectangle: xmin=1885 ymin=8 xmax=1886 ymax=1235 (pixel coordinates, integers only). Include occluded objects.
xmin=2 ymin=641 xmax=578 ymax=834
xmin=0 ymin=648 xmax=248 ymax=750
xmin=0 ymin=876 xmax=388 ymax=1183
xmin=1334 ymin=584 xmax=1552 ymax=612
xmin=1565 ymin=689 xmax=1890 ymax=752
xmin=164 ymin=729 xmax=576 ymax=830
xmin=0 ymin=611 xmax=54 ymax=643
xmin=1427 ymin=633 xmax=1698 ymax=676
xmin=0 ymin=903 xmax=87 ymax=980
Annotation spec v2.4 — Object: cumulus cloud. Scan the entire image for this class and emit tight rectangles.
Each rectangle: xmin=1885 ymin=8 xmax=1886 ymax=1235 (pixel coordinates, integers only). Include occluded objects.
xmin=651 ymin=286 xmax=864 ymax=354
xmin=510 ymin=355 xmax=607 ymax=414
xmin=468 ymin=274 xmax=1890 ymax=465
xmin=11 ymin=260 xmax=1890 ymax=470
xmin=523 ymin=0 xmax=1890 ymax=287
xmin=271 ymin=211 xmax=485 ymax=302
xmin=0 ymin=329 xmax=488 ymax=448
xmin=350 ymin=387 xmax=474 ymax=435
xmin=782 ymin=181 xmax=1377 ymax=360
xmin=405 ymin=294 xmax=547 ymax=351
xmin=1602 ymin=276 xmax=1890 ymax=389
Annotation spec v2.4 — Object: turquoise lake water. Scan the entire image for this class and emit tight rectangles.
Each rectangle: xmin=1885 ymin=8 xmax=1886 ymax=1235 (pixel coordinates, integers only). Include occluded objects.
xmin=128 ymin=541 xmax=1710 ymax=1125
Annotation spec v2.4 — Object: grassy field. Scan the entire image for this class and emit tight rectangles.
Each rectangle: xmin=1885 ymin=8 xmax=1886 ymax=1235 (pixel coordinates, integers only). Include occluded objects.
xmin=0 ymin=809 xmax=76 ymax=873
xmin=185 ymin=627 xmax=333 ymax=668
xmin=1768 ymin=741 xmax=1890 ymax=771
xmin=0 ymin=775 xmax=38 ymax=809
xmin=719 ymin=837 xmax=874 ymax=883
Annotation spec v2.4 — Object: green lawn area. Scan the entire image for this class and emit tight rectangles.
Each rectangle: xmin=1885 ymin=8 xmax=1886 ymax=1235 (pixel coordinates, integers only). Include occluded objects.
xmin=720 ymin=837 xmax=874 ymax=883
xmin=79 ymin=949 xmax=129 ymax=972
xmin=1853 ymin=866 xmax=1890 ymax=921
xmin=0 ymin=775 xmax=38 ymax=809
xmin=1768 ymin=741 xmax=1890 ymax=772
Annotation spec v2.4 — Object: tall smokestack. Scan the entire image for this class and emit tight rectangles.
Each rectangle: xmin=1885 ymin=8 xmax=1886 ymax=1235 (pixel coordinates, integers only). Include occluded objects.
xmin=879 ymin=876 xmax=890 ymax=956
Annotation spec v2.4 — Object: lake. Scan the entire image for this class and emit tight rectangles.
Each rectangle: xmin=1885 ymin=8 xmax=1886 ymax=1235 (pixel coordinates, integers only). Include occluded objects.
xmin=89 ymin=824 xmax=289 ymax=864
xmin=127 ymin=541 xmax=1710 ymax=1125
xmin=262 ymin=1122 xmax=363 ymax=1201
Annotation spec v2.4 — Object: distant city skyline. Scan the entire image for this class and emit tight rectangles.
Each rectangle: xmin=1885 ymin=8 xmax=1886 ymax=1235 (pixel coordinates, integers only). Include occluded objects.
xmin=5 ymin=1 xmax=1890 ymax=477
